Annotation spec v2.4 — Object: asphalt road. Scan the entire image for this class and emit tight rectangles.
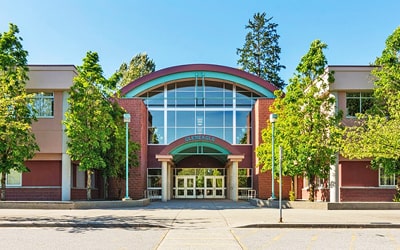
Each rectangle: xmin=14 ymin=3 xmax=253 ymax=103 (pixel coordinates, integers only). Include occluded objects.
xmin=1 ymin=227 xmax=399 ymax=249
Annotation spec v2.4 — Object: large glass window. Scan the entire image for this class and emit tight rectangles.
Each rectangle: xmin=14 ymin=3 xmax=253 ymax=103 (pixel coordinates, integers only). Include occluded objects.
xmin=0 ymin=169 xmax=22 ymax=186
xmin=30 ymin=92 xmax=54 ymax=117
xmin=379 ymin=168 xmax=397 ymax=186
xmin=346 ymin=92 xmax=373 ymax=117
xmin=142 ymin=80 xmax=259 ymax=144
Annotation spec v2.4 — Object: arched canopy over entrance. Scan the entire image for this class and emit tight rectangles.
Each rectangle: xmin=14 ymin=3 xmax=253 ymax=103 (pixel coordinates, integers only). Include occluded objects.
xmin=158 ymin=134 xmax=242 ymax=164
xmin=121 ymin=64 xmax=277 ymax=98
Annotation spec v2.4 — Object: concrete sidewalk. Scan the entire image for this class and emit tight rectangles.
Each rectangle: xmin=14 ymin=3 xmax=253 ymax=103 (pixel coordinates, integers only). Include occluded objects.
xmin=0 ymin=200 xmax=399 ymax=228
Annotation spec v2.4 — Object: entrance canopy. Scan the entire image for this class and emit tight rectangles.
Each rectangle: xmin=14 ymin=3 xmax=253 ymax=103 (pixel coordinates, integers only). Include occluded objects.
xmin=157 ymin=134 xmax=243 ymax=164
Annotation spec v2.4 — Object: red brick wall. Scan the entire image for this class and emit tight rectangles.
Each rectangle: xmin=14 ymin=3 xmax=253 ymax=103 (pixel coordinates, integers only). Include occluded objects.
xmin=340 ymin=161 xmax=378 ymax=187
xmin=6 ymin=188 xmax=61 ymax=201
xmin=109 ymin=98 xmax=148 ymax=200
xmin=340 ymin=187 xmax=396 ymax=201
xmin=23 ymin=161 xmax=61 ymax=186
xmin=251 ymin=98 xmax=291 ymax=199
xmin=71 ymin=188 xmax=100 ymax=200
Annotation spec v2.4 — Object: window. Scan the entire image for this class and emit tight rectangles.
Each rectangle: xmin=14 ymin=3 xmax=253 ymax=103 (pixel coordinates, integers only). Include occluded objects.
xmin=0 ymin=169 xmax=22 ymax=186
xmin=147 ymin=169 xmax=162 ymax=200
xmin=346 ymin=92 xmax=373 ymax=117
xmin=379 ymin=168 xmax=397 ymax=186
xmin=30 ymin=92 xmax=54 ymax=117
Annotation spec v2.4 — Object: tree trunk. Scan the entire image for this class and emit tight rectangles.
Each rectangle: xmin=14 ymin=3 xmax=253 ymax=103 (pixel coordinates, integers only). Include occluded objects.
xmin=1 ymin=173 xmax=6 ymax=201
xmin=103 ymin=176 xmax=108 ymax=200
xmin=86 ymin=170 xmax=92 ymax=200
xmin=395 ymin=175 xmax=400 ymax=202
xmin=308 ymin=175 xmax=315 ymax=202
xmin=290 ymin=176 xmax=296 ymax=201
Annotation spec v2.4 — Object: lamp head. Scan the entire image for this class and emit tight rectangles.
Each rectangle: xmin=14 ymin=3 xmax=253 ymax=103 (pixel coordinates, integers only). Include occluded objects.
xmin=270 ymin=113 xmax=278 ymax=123
xmin=123 ymin=113 xmax=131 ymax=123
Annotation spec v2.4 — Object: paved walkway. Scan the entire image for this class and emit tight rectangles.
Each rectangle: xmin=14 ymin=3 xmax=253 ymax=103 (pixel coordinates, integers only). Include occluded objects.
xmin=0 ymin=200 xmax=399 ymax=229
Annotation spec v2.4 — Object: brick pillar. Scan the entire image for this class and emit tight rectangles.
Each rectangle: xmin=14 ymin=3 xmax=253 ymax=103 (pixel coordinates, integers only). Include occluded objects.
xmin=252 ymin=98 xmax=275 ymax=199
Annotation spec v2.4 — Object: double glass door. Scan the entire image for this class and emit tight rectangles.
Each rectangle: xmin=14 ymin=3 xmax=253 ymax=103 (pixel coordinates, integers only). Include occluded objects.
xmin=175 ymin=176 xmax=196 ymax=198
xmin=205 ymin=176 xmax=225 ymax=198
xmin=174 ymin=172 xmax=226 ymax=199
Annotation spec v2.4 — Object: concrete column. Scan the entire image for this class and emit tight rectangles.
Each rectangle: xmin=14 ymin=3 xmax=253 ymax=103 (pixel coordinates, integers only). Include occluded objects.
xmin=61 ymin=154 xmax=71 ymax=201
xmin=227 ymin=155 xmax=244 ymax=202
xmin=167 ymin=164 xmax=172 ymax=200
xmin=156 ymin=155 xmax=173 ymax=202
xmin=230 ymin=161 xmax=238 ymax=201
xmin=61 ymin=91 xmax=71 ymax=201
xmin=161 ymin=161 xmax=168 ymax=202
xmin=330 ymin=154 xmax=339 ymax=202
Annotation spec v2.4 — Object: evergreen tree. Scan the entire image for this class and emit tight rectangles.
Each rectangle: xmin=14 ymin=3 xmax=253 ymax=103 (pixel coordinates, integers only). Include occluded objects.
xmin=0 ymin=24 xmax=39 ymax=200
xmin=118 ymin=52 xmax=155 ymax=87
xmin=237 ymin=12 xmax=286 ymax=89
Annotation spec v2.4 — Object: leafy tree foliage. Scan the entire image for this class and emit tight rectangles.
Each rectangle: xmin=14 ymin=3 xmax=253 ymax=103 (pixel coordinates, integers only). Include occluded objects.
xmin=0 ymin=23 xmax=39 ymax=200
xmin=101 ymin=100 xmax=140 ymax=199
xmin=118 ymin=52 xmax=155 ymax=87
xmin=342 ymin=27 xmax=400 ymax=201
xmin=257 ymin=40 xmax=342 ymax=201
xmin=237 ymin=12 xmax=286 ymax=89
xmin=64 ymin=51 xmax=121 ymax=200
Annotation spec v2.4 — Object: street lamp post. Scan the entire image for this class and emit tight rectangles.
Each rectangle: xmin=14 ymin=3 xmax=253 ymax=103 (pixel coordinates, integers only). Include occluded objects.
xmin=123 ymin=113 xmax=131 ymax=201
xmin=270 ymin=113 xmax=278 ymax=200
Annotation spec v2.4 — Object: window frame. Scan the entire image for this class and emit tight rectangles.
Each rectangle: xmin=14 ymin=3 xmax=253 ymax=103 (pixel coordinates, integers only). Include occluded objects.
xmin=345 ymin=92 xmax=373 ymax=118
xmin=379 ymin=168 xmax=397 ymax=187
xmin=0 ymin=169 xmax=22 ymax=187
xmin=30 ymin=92 xmax=55 ymax=118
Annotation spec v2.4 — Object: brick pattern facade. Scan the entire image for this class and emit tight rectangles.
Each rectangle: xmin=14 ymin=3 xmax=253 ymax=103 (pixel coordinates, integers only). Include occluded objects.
xmin=108 ymin=98 xmax=148 ymax=200
xmin=340 ymin=187 xmax=396 ymax=202
xmin=252 ymin=98 xmax=292 ymax=200
xmin=6 ymin=188 xmax=61 ymax=201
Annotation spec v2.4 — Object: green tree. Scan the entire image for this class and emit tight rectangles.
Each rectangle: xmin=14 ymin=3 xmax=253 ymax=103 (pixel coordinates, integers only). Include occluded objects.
xmin=257 ymin=40 xmax=342 ymax=201
xmin=0 ymin=23 xmax=39 ymax=201
xmin=102 ymin=100 xmax=140 ymax=199
xmin=342 ymin=27 xmax=400 ymax=201
xmin=118 ymin=52 xmax=155 ymax=87
xmin=64 ymin=51 xmax=121 ymax=200
xmin=237 ymin=12 xmax=286 ymax=89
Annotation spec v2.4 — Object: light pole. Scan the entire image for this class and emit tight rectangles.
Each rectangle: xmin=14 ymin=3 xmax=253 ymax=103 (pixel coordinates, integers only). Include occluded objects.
xmin=123 ymin=113 xmax=131 ymax=201
xmin=270 ymin=113 xmax=277 ymax=200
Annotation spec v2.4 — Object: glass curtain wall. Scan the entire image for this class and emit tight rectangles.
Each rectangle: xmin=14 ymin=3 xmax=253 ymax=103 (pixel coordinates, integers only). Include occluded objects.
xmin=143 ymin=77 xmax=259 ymax=145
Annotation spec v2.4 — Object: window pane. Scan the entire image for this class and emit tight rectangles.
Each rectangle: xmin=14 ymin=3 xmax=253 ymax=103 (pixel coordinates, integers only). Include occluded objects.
xmin=32 ymin=92 xmax=54 ymax=117
xmin=224 ymin=111 xmax=233 ymax=126
xmin=148 ymin=169 xmax=162 ymax=175
xmin=236 ymin=127 xmax=250 ymax=144
xmin=361 ymin=98 xmax=373 ymax=113
xmin=176 ymin=92 xmax=195 ymax=106
xmin=236 ymin=111 xmax=251 ymax=127
xmin=176 ymin=111 xmax=195 ymax=127
xmin=205 ymin=111 xmax=223 ymax=127
xmin=6 ymin=169 xmax=21 ymax=186
xmin=149 ymin=111 xmax=164 ymax=127
xmin=346 ymin=98 xmax=360 ymax=117
xmin=205 ymin=128 xmax=223 ymax=139
xmin=176 ymin=127 xmax=195 ymax=138
xmin=147 ymin=91 xmax=164 ymax=106
xmin=224 ymin=128 xmax=233 ymax=143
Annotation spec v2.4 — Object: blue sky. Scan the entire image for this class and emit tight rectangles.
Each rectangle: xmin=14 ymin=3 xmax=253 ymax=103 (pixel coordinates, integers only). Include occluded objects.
xmin=1 ymin=0 xmax=399 ymax=85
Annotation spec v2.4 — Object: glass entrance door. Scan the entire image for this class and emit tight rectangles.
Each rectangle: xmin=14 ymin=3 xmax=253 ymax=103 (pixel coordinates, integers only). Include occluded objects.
xmin=204 ymin=176 xmax=225 ymax=198
xmin=175 ymin=176 xmax=196 ymax=198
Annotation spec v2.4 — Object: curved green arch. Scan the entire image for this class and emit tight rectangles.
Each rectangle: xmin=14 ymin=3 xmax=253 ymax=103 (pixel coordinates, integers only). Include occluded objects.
xmin=124 ymin=71 xmax=275 ymax=98
xmin=170 ymin=141 xmax=231 ymax=155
